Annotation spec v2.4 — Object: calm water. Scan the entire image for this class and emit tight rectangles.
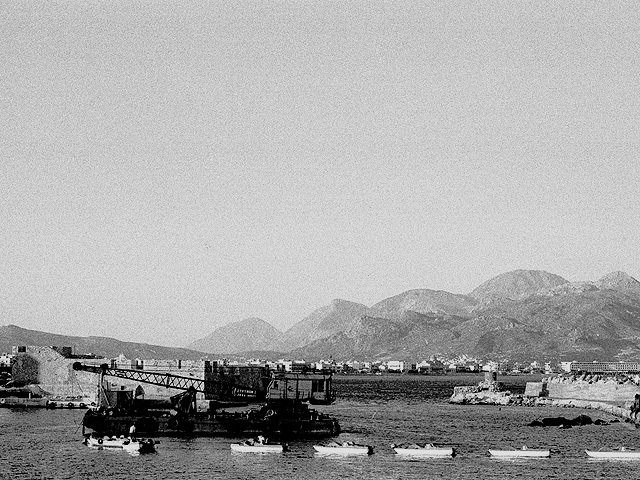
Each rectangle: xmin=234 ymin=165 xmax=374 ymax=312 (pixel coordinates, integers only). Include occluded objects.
xmin=1 ymin=374 xmax=637 ymax=479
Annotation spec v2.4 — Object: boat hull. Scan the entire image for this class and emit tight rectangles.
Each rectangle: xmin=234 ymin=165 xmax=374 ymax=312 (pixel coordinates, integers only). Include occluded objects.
xmin=85 ymin=436 xmax=155 ymax=453
xmin=230 ymin=444 xmax=284 ymax=453
xmin=82 ymin=408 xmax=340 ymax=439
xmin=489 ymin=449 xmax=550 ymax=458
xmin=586 ymin=450 xmax=640 ymax=459
xmin=313 ymin=445 xmax=373 ymax=455
xmin=394 ymin=447 xmax=454 ymax=457
xmin=0 ymin=397 xmax=48 ymax=408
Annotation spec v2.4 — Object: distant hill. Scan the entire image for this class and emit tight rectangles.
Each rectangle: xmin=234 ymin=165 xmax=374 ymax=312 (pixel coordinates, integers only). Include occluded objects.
xmin=290 ymin=312 xmax=469 ymax=361
xmin=595 ymin=271 xmax=640 ymax=294
xmin=369 ymin=289 xmax=476 ymax=319
xmin=188 ymin=317 xmax=286 ymax=354
xmin=0 ymin=324 xmax=206 ymax=360
xmin=469 ymin=269 xmax=568 ymax=303
xmin=285 ymin=299 xmax=370 ymax=349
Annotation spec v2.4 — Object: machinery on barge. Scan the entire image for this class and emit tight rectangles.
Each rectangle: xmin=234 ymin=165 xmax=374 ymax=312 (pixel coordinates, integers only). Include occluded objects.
xmin=73 ymin=362 xmax=340 ymax=439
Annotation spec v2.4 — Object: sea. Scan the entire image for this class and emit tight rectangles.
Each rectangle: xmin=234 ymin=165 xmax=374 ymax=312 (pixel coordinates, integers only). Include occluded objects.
xmin=0 ymin=374 xmax=636 ymax=480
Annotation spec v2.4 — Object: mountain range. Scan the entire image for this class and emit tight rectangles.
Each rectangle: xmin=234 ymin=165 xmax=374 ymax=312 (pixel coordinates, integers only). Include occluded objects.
xmin=3 ymin=270 xmax=640 ymax=363
xmin=0 ymin=324 xmax=207 ymax=360
xmin=187 ymin=269 xmax=640 ymax=363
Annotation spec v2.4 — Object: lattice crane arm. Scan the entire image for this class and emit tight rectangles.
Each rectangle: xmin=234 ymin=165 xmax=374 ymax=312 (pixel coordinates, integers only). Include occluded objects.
xmin=72 ymin=362 xmax=208 ymax=394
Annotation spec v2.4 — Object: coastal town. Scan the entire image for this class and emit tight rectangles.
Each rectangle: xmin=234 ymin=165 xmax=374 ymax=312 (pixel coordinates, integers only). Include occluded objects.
xmin=0 ymin=343 xmax=593 ymax=394
xmin=2 ymin=344 xmax=638 ymax=407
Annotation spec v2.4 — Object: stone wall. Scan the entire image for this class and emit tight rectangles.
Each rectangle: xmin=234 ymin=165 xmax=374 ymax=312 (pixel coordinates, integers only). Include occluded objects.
xmin=12 ymin=347 xmax=100 ymax=400
xmin=524 ymin=382 xmax=545 ymax=397
xmin=546 ymin=377 xmax=640 ymax=406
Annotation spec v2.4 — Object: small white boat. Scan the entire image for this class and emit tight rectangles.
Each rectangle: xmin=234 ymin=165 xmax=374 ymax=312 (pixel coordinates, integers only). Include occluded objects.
xmin=392 ymin=443 xmax=455 ymax=457
xmin=84 ymin=436 xmax=156 ymax=454
xmin=586 ymin=448 xmax=640 ymax=459
xmin=230 ymin=437 xmax=286 ymax=453
xmin=489 ymin=446 xmax=550 ymax=458
xmin=313 ymin=442 xmax=374 ymax=456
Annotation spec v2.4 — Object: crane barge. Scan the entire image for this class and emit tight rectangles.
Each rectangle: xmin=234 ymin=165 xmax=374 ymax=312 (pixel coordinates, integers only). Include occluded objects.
xmin=73 ymin=362 xmax=340 ymax=439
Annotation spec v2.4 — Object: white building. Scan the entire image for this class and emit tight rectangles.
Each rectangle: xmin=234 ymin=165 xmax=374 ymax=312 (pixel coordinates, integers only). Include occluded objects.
xmin=560 ymin=361 xmax=573 ymax=373
xmin=482 ymin=361 xmax=500 ymax=372
xmin=0 ymin=353 xmax=14 ymax=368
xmin=386 ymin=360 xmax=405 ymax=372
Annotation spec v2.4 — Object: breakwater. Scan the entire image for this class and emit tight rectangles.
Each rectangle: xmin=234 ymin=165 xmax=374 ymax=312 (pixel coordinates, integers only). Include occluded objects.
xmin=450 ymin=373 xmax=640 ymax=422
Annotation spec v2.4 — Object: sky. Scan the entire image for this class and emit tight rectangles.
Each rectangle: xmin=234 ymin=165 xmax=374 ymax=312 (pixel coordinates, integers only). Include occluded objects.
xmin=1 ymin=0 xmax=639 ymax=347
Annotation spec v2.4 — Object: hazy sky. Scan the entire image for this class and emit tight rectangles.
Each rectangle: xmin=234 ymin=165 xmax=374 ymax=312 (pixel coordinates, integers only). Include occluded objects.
xmin=2 ymin=1 xmax=639 ymax=347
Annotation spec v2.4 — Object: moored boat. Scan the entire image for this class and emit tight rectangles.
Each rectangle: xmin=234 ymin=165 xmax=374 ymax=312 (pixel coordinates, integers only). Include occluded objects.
xmin=313 ymin=441 xmax=373 ymax=455
xmin=230 ymin=436 xmax=286 ymax=453
xmin=392 ymin=443 xmax=455 ymax=457
xmin=586 ymin=448 xmax=640 ymax=459
xmin=0 ymin=397 xmax=48 ymax=408
xmin=84 ymin=435 xmax=156 ymax=454
xmin=489 ymin=446 xmax=550 ymax=458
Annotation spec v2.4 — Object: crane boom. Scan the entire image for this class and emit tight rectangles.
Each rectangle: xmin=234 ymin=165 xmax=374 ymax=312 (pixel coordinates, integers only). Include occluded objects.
xmin=73 ymin=362 xmax=209 ymax=393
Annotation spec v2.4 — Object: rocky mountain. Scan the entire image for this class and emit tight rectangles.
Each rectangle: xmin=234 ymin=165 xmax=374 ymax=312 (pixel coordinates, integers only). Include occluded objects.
xmin=188 ymin=317 xmax=286 ymax=354
xmin=469 ymin=269 xmax=568 ymax=303
xmin=0 ymin=324 xmax=206 ymax=360
xmin=291 ymin=270 xmax=640 ymax=363
xmin=595 ymin=271 xmax=640 ymax=294
xmin=465 ymin=284 xmax=640 ymax=361
xmin=369 ymin=289 xmax=476 ymax=319
xmin=285 ymin=299 xmax=370 ymax=349
xmin=289 ymin=312 xmax=469 ymax=361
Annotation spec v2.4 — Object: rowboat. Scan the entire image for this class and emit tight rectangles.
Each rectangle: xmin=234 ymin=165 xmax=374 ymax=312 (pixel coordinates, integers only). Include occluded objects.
xmin=586 ymin=448 xmax=640 ymax=459
xmin=392 ymin=443 xmax=455 ymax=457
xmin=313 ymin=442 xmax=374 ymax=455
xmin=230 ymin=443 xmax=285 ymax=453
xmin=489 ymin=446 xmax=550 ymax=458
xmin=84 ymin=436 xmax=156 ymax=454
xmin=230 ymin=437 xmax=286 ymax=453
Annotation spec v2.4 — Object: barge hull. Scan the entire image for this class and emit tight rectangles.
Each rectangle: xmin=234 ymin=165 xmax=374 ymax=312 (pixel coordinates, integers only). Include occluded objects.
xmin=82 ymin=410 xmax=340 ymax=439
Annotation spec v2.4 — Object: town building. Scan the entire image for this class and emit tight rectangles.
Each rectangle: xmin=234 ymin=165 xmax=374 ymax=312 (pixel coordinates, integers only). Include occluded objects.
xmin=570 ymin=361 xmax=640 ymax=374
xmin=559 ymin=361 xmax=573 ymax=372
xmin=415 ymin=359 xmax=446 ymax=375
xmin=386 ymin=360 xmax=405 ymax=373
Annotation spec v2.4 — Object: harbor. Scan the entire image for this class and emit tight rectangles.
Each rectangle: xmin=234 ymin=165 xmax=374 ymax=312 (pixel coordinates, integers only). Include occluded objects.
xmin=2 ymin=374 xmax=638 ymax=480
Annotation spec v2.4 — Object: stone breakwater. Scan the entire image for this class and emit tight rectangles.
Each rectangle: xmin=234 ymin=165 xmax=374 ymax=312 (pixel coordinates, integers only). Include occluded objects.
xmin=450 ymin=373 xmax=640 ymax=422
xmin=450 ymin=380 xmax=514 ymax=406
